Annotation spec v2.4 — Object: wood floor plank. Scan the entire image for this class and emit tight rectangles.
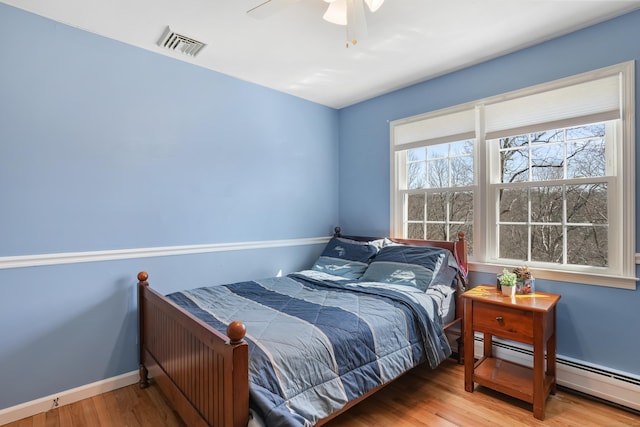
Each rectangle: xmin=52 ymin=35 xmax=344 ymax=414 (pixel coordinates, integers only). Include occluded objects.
xmin=116 ymin=385 xmax=143 ymax=427
xmin=14 ymin=417 xmax=32 ymax=427
xmin=4 ymin=359 xmax=639 ymax=427
xmin=43 ymin=408 xmax=59 ymax=427
xmin=55 ymin=406 xmax=73 ymax=427
xmin=79 ymin=397 xmax=100 ymax=426
xmin=109 ymin=389 xmax=132 ymax=426
xmin=91 ymin=392 xmax=115 ymax=426
xmin=30 ymin=413 xmax=46 ymax=427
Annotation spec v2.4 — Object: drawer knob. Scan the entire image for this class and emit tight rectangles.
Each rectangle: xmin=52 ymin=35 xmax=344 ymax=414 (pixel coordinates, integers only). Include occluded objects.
xmin=496 ymin=316 xmax=504 ymax=322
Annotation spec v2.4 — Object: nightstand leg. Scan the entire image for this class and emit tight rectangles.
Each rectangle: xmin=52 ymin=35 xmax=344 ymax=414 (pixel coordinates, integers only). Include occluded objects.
xmin=483 ymin=333 xmax=492 ymax=358
xmin=533 ymin=314 xmax=545 ymax=420
xmin=548 ymin=309 xmax=558 ymax=395
xmin=464 ymin=300 xmax=474 ymax=392
xmin=548 ymin=333 xmax=557 ymax=394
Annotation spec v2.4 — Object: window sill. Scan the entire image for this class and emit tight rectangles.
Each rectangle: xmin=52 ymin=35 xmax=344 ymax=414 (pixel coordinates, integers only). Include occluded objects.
xmin=469 ymin=261 xmax=637 ymax=290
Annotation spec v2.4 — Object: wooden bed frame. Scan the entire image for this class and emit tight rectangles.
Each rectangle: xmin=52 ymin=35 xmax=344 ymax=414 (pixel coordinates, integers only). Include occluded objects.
xmin=138 ymin=228 xmax=468 ymax=427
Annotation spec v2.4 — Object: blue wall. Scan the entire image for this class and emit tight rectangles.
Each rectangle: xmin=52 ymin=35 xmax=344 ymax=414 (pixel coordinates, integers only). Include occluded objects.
xmin=338 ymin=11 xmax=640 ymax=376
xmin=0 ymin=4 xmax=338 ymax=409
xmin=2 ymin=2 xmax=640 ymax=412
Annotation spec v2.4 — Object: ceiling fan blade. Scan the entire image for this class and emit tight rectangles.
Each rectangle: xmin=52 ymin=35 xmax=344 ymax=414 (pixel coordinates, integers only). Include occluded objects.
xmin=247 ymin=0 xmax=302 ymax=19
xmin=323 ymin=0 xmax=347 ymax=25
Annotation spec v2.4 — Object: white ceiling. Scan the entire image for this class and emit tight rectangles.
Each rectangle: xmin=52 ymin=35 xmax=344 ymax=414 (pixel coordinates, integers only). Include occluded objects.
xmin=3 ymin=0 xmax=640 ymax=108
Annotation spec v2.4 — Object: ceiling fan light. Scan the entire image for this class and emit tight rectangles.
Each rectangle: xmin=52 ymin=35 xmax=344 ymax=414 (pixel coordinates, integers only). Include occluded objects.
xmin=364 ymin=0 xmax=384 ymax=12
xmin=323 ymin=0 xmax=347 ymax=25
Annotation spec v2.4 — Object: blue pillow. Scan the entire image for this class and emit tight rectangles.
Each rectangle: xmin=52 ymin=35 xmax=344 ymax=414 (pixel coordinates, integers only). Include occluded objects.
xmin=311 ymin=237 xmax=379 ymax=279
xmin=360 ymin=245 xmax=456 ymax=291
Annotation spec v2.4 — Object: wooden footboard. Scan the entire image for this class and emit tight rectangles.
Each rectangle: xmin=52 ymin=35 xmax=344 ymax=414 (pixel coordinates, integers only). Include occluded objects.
xmin=138 ymin=272 xmax=249 ymax=427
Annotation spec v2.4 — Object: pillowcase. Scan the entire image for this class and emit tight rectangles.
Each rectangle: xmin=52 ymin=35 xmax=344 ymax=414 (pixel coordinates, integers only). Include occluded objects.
xmin=359 ymin=245 xmax=457 ymax=291
xmin=311 ymin=237 xmax=379 ymax=279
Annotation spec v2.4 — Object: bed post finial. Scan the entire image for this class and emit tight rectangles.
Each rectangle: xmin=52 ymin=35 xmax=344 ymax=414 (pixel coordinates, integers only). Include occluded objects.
xmin=457 ymin=232 xmax=465 ymax=242
xmin=334 ymin=226 xmax=341 ymax=237
xmin=138 ymin=271 xmax=149 ymax=287
xmin=227 ymin=320 xmax=247 ymax=344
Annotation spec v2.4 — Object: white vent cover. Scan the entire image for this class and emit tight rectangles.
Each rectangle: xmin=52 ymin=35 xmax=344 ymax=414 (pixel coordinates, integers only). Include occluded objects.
xmin=157 ymin=26 xmax=206 ymax=57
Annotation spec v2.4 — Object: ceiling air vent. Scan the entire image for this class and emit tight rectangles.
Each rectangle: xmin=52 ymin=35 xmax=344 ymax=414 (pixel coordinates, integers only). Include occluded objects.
xmin=157 ymin=26 xmax=206 ymax=57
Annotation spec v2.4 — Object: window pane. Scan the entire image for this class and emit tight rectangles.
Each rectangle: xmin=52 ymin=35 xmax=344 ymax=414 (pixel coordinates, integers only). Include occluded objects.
xmin=408 ymin=147 xmax=426 ymax=161
xmin=407 ymin=223 xmax=425 ymax=240
xmin=531 ymin=144 xmax=564 ymax=181
xmin=532 ymin=129 xmax=563 ymax=143
xmin=426 ymin=193 xmax=446 ymax=222
xmin=450 ymin=140 xmax=474 ymax=155
xmin=566 ymin=184 xmax=607 ymax=224
xmin=427 ymin=143 xmax=448 ymax=159
xmin=567 ymin=139 xmax=605 ymax=178
xmin=500 ymin=135 xmax=528 ymax=149
xmin=428 ymin=159 xmax=449 ymax=188
xmin=499 ymin=188 xmax=528 ymax=222
xmin=531 ymin=225 xmax=563 ymax=263
xmin=426 ymin=224 xmax=447 ymax=241
xmin=451 ymin=191 xmax=473 ymax=222
xmin=530 ymin=186 xmax=563 ymax=223
xmin=499 ymin=225 xmax=527 ymax=260
xmin=407 ymin=161 xmax=426 ymax=189
xmin=407 ymin=193 xmax=425 ymax=221
xmin=566 ymin=123 xmax=605 ymax=140
xmin=451 ymin=155 xmax=474 ymax=186
xmin=501 ymin=148 xmax=529 ymax=183
xmin=567 ymin=225 xmax=608 ymax=267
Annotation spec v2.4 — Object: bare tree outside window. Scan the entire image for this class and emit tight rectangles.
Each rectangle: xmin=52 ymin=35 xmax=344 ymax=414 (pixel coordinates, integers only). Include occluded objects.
xmin=404 ymin=140 xmax=474 ymax=253
xmin=497 ymin=123 xmax=609 ymax=267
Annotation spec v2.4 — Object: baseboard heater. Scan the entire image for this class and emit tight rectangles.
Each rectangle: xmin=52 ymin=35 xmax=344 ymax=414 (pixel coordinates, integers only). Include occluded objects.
xmin=470 ymin=336 xmax=640 ymax=413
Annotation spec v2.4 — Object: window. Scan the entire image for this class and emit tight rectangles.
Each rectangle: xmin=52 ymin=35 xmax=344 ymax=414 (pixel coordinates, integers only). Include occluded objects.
xmin=391 ymin=62 xmax=635 ymax=288
xmin=494 ymin=123 xmax=611 ymax=267
xmin=402 ymin=139 xmax=475 ymax=252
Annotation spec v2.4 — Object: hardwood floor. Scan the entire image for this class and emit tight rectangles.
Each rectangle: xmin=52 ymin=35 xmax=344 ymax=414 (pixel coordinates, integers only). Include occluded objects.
xmin=325 ymin=359 xmax=640 ymax=427
xmin=4 ymin=384 xmax=186 ymax=427
xmin=6 ymin=359 xmax=640 ymax=427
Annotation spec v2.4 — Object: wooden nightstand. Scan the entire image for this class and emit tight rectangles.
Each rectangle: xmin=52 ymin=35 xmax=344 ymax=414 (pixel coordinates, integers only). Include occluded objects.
xmin=462 ymin=285 xmax=561 ymax=420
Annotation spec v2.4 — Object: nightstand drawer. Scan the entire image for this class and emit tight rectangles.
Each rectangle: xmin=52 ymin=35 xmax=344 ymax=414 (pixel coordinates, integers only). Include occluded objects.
xmin=473 ymin=302 xmax=534 ymax=342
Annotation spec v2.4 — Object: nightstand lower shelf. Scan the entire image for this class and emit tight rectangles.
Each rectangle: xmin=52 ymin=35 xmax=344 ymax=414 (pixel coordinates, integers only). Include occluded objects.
xmin=473 ymin=356 xmax=554 ymax=404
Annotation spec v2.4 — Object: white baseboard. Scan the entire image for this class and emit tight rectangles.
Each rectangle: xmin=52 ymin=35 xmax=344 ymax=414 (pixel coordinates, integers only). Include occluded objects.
xmin=472 ymin=337 xmax=640 ymax=412
xmin=0 ymin=370 xmax=138 ymax=425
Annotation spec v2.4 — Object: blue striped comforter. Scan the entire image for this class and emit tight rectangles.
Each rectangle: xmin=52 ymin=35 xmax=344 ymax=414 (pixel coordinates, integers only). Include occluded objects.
xmin=166 ymin=270 xmax=452 ymax=427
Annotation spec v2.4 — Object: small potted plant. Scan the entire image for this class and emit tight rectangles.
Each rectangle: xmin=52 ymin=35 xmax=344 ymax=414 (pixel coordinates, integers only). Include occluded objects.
xmin=498 ymin=268 xmax=517 ymax=297
xmin=513 ymin=266 xmax=535 ymax=294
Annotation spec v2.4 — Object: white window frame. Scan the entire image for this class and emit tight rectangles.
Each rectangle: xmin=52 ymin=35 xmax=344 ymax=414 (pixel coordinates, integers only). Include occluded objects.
xmin=390 ymin=62 xmax=636 ymax=289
